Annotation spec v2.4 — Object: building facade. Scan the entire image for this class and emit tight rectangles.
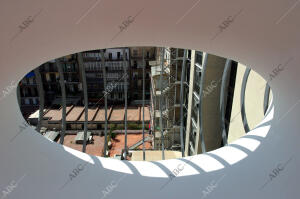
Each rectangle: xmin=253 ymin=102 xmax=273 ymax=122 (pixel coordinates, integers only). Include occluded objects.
xmin=129 ymin=47 xmax=156 ymax=104
xmin=19 ymin=48 xmax=131 ymax=117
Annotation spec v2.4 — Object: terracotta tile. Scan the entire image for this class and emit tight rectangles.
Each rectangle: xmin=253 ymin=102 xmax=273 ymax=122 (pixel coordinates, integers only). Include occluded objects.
xmin=66 ymin=107 xmax=84 ymax=121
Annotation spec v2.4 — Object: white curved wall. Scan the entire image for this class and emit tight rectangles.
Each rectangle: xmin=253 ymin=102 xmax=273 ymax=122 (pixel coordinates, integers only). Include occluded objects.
xmin=0 ymin=0 xmax=299 ymax=198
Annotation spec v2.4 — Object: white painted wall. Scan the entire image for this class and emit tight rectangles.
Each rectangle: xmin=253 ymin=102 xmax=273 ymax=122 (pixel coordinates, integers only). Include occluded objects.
xmin=0 ymin=0 xmax=299 ymax=199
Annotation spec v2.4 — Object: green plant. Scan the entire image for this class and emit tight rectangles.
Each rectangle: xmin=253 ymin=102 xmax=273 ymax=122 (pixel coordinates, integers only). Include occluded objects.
xmin=111 ymin=132 xmax=117 ymax=139
xmin=110 ymin=124 xmax=117 ymax=130
xmin=108 ymin=128 xmax=112 ymax=142
xmin=128 ymin=123 xmax=140 ymax=130
xmin=116 ymin=124 xmax=124 ymax=130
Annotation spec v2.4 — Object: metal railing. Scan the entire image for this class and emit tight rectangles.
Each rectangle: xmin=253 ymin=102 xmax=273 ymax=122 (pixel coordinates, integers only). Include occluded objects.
xmin=31 ymin=48 xmax=271 ymax=161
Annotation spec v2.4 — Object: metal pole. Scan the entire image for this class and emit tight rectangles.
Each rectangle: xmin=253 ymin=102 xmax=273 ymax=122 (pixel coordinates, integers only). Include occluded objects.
xmin=101 ymin=50 xmax=108 ymax=157
xmin=179 ymin=49 xmax=187 ymax=157
xmin=173 ymin=49 xmax=178 ymax=122
xmin=78 ymin=53 xmax=88 ymax=153
xmin=172 ymin=49 xmax=178 ymax=147
xmin=17 ymin=83 xmax=21 ymax=107
xmin=142 ymin=48 xmax=146 ymax=161
xmin=220 ymin=59 xmax=231 ymax=146
xmin=241 ymin=68 xmax=251 ymax=133
xmin=263 ymin=84 xmax=270 ymax=115
xmin=34 ymin=68 xmax=44 ymax=133
xmin=123 ymin=48 xmax=128 ymax=160
xmin=159 ymin=47 xmax=165 ymax=160
xmin=57 ymin=59 xmax=66 ymax=145
xmin=198 ymin=53 xmax=208 ymax=153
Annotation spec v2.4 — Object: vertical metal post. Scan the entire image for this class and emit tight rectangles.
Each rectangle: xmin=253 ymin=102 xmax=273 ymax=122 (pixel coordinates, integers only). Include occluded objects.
xmin=57 ymin=59 xmax=66 ymax=145
xmin=173 ymin=49 xmax=178 ymax=123
xmin=101 ymin=50 xmax=108 ymax=157
xmin=17 ymin=83 xmax=21 ymax=107
xmin=172 ymin=49 xmax=178 ymax=147
xmin=179 ymin=49 xmax=187 ymax=157
xmin=263 ymin=84 xmax=270 ymax=115
xmin=123 ymin=48 xmax=128 ymax=160
xmin=34 ymin=68 xmax=44 ymax=133
xmin=78 ymin=53 xmax=88 ymax=153
xmin=159 ymin=47 xmax=165 ymax=160
xmin=220 ymin=59 xmax=231 ymax=146
xmin=241 ymin=68 xmax=251 ymax=133
xmin=197 ymin=53 xmax=208 ymax=153
xmin=142 ymin=48 xmax=146 ymax=161
xmin=184 ymin=50 xmax=196 ymax=156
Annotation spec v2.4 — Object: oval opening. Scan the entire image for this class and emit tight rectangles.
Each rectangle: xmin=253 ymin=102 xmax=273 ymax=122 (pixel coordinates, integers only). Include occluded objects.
xmin=17 ymin=46 xmax=272 ymax=161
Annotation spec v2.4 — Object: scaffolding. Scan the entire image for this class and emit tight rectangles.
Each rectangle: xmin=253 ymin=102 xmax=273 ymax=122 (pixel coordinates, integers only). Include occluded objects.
xmin=150 ymin=47 xmax=190 ymax=155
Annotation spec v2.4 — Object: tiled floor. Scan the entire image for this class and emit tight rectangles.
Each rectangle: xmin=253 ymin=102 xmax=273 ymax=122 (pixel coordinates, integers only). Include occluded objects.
xmin=109 ymin=133 xmax=152 ymax=158
xmin=58 ymin=135 xmax=104 ymax=157
xmin=58 ymin=133 xmax=152 ymax=158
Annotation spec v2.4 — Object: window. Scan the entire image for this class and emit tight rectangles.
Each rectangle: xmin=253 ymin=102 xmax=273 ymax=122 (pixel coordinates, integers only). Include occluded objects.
xmin=46 ymin=73 xmax=50 ymax=82
xmin=146 ymin=51 xmax=150 ymax=58
xmin=133 ymin=50 xmax=138 ymax=56
xmin=109 ymin=53 xmax=112 ymax=60
xmin=34 ymin=88 xmax=38 ymax=96
xmin=146 ymin=93 xmax=150 ymax=99
xmin=25 ymin=99 xmax=30 ymax=105
xmin=134 ymin=61 xmax=137 ymax=67
xmin=117 ymin=52 xmax=121 ymax=59
xmin=70 ymin=85 xmax=74 ymax=92
xmin=33 ymin=98 xmax=38 ymax=105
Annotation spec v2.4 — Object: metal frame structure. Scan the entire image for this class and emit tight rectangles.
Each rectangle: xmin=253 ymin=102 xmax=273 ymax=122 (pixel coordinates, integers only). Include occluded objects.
xmin=20 ymin=47 xmax=271 ymax=160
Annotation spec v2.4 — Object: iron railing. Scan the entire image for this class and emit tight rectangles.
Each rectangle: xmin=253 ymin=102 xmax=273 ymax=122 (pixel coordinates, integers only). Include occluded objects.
xmin=31 ymin=48 xmax=270 ymax=161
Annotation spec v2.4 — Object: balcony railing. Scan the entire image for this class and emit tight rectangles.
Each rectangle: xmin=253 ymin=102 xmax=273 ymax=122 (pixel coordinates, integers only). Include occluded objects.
xmin=26 ymin=47 xmax=270 ymax=162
